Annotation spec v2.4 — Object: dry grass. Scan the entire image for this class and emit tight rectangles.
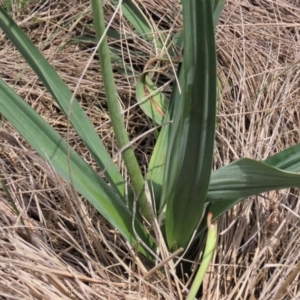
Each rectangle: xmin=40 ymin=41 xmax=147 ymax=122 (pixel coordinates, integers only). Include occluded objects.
xmin=0 ymin=0 xmax=300 ymax=299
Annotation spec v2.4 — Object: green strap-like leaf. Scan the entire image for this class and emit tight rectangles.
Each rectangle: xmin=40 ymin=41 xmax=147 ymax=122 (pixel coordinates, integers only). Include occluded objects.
xmin=147 ymin=0 xmax=226 ymax=218
xmin=212 ymin=0 xmax=225 ymax=28
xmin=186 ymin=214 xmax=217 ymax=300
xmin=0 ymin=8 xmax=127 ymax=200
xmin=207 ymin=158 xmax=300 ymax=202
xmin=171 ymin=0 xmax=225 ymax=51
xmin=162 ymin=0 xmax=217 ymax=250
xmin=147 ymin=63 xmax=184 ymax=215
xmin=112 ymin=0 xmax=175 ymax=56
xmin=264 ymin=143 xmax=300 ymax=172
xmin=0 ymin=78 xmax=155 ymax=258
xmin=204 ymin=157 xmax=300 ymax=229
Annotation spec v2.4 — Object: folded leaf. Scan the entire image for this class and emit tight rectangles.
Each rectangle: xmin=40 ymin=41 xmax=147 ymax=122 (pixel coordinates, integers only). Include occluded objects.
xmin=163 ymin=0 xmax=217 ymax=250
xmin=136 ymin=73 xmax=169 ymax=125
xmin=197 ymin=155 xmax=300 ymax=236
xmin=207 ymin=158 xmax=300 ymax=202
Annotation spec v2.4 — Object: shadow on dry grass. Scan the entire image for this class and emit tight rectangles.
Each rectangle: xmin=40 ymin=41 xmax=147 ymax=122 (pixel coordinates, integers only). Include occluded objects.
xmin=0 ymin=0 xmax=300 ymax=299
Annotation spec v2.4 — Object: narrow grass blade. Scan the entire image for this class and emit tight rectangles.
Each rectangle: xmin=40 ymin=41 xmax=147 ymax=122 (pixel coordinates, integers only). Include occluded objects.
xmin=147 ymin=64 xmax=184 ymax=215
xmin=112 ymin=0 xmax=152 ymax=41
xmin=212 ymin=0 xmax=225 ymax=27
xmin=186 ymin=213 xmax=217 ymax=300
xmin=70 ymin=35 xmax=135 ymax=76
xmin=0 ymin=78 xmax=155 ymax=258
xmin=112 ymin=0 xmax=175 ymax=56
xmin=0 ymin=8 xmax=127 ymax=200
xmin=91 ymin=0 xmax=150 ymax=220
xmin=163 ymin=0 xmax=217 ymax=250
xmin=147 ymin=120 xmax=170 ymax=213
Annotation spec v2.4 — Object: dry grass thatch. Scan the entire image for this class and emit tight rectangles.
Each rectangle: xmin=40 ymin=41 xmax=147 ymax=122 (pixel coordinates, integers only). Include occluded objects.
xmin=0 ymin=0 xmax=300 ymax=299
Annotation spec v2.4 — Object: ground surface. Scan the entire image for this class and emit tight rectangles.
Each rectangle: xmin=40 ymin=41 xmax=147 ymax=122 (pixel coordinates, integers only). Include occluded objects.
xmin=0 ymin=0 xmax=300 ymax=299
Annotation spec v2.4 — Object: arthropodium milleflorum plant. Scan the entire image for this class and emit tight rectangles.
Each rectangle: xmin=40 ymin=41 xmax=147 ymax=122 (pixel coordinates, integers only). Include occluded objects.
xmin=1 ymin=0 xmax=300 ymax=273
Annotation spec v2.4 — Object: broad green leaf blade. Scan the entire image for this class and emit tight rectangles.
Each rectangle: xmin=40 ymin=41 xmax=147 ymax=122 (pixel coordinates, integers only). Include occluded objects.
xmin=147 ymin=0 xmax=225 ymax=217
xmin=264 ymin=143 xmax=300 ymax=172
xmin=136 ymin=73 xmax=169 ymax=125
xmin=171 ymin=0 xmax=225 ymax=51
xmin=91 ymin=0 xmax=150 ymax=221
xmin=163 ymin=0 xmax=217 ymax=250
xmin=0 ymin=8 xmax=127 ymax=200
xmin=197 ymin=156 xmax=300 ymax=236
xmin=207 ymin=158 xmax=300 ymax=202
xmin=0 ymin=78 xmax=155 ymax=258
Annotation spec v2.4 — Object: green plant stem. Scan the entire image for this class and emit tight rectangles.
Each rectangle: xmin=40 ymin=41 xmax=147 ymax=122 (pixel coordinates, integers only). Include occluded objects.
xmin=187 ymin=213 xmax=218 ymax=300
xmin=91 ymin=0 xmax=151 ymax=221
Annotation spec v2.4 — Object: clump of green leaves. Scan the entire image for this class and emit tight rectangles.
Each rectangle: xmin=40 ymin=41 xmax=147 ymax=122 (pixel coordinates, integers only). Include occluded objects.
xmin=1 ymin=1 xmax=300 ymax=295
